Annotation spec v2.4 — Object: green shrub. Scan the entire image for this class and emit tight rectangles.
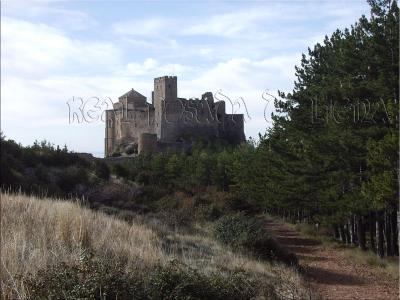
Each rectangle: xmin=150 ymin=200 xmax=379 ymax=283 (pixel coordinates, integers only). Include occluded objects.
xmin=58 ymin=166 xmax=89 ymax=192
xmin=149 ymin=211 xmax=192 ymax=230
xmin=148 ymin=262 xmax=258 ymax=300
xmin=136 ymin=171 xmax=151 ymax=185
xmin=195 ymin=203 xmax=222 ymax=221
xmin=25 ymin=258 xmax=264 ymax=300
xmin=112 ymin=163 xmax=129 ymax=178
xmin=214 ymin=213 xmax=255 ymax=248
xmin=224 ymin=194 xmax=259 ymax=213
xmin=154 ymin=195 xmax=180 ymax=210
xmin=24 ymin=257 xmax=147 ymax=300
xmin=94 ymin=160 xmax=110 ymax=180
xmin=215 ymin=214 xmax=297 ymax=266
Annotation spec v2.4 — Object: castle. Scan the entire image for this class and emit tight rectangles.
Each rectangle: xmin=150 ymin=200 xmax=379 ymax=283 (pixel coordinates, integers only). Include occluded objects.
xmin=105 ymin=76 xmax=245 ymax=157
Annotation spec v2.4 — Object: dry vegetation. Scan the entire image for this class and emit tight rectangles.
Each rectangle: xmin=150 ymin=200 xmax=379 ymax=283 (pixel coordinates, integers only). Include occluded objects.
xmin=1 ymin=192 xmax=311 ymax=299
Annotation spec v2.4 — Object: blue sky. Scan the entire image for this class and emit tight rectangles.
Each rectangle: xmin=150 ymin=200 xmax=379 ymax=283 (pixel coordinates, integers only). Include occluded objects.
xmin=1 ymin=0 xmax=370 ymax=157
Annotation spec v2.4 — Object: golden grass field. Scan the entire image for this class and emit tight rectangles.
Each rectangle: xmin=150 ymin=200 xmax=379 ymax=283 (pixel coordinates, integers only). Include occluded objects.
xmin=1 ymin=192 xmax=311 ymax=299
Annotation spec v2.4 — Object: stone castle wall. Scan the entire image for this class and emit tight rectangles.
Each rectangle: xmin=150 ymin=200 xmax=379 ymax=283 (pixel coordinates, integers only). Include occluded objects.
xmin=105 ymin=76 xmax=245 ymax=157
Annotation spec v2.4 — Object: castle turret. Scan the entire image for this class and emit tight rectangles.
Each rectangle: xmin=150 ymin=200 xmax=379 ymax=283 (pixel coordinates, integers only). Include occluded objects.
xmin=154 ymin=76 xmax=177 ymax=101
xmin=105 ymin=109 xmax=115 ymax=156
xmin=154 ymin=76 xmax=177 ymax=140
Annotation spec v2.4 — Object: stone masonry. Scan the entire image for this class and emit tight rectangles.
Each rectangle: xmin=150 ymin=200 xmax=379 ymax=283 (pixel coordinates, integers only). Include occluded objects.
xmin=105 ymin=76 xmax=245 ymax=157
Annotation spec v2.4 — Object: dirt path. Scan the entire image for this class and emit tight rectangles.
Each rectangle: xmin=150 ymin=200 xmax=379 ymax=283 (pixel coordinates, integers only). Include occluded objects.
xmin=265 ymin=218 xmax=399 ymax=300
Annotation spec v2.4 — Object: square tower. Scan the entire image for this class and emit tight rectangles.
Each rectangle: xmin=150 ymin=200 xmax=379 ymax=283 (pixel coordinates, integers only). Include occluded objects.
xmin=154 ymin=76 xmax=177 ymax=139
xmin=154 ymin=76 xmax=177 ymax=101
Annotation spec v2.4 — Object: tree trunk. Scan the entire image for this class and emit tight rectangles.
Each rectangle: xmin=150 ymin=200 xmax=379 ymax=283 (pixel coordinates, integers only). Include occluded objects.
xmin=349 ymin=218 xmax=355 ymax=245
xmin=387 ymin=206 xmax=398 ymax=256
xmin=376 ymin=211 xmax=385 ymax=258
xmin=391 ymin=207 xmax=399 ymax=256
xmin=333 ymin=225 xmax=340 ymax=240
xmin=369 ymin=212 xmax=376 ymax=252
xmin=356 ymin=214 xmax=366 ymax=250
xmin=344 ymin=222 xmax=351 ymax=244
xmin=339 ymin=225 xmax=347 ymax=243
xmin=385 ymin=209 xmax=393 ymax=256
xmin=353 ymin=215 xmax=358 ymax=244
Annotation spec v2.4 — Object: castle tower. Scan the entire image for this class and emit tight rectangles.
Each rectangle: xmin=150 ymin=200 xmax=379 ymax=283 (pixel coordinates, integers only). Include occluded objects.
xmin=153 ymin=76 xmax=177 ymax=139
xmin=104 ymin=109 xmax=115 ymax=156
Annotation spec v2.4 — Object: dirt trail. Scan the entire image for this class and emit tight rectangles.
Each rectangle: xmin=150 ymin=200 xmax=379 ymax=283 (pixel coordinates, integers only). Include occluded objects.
xmin=265 ymin=218 xmax=399 ymax=300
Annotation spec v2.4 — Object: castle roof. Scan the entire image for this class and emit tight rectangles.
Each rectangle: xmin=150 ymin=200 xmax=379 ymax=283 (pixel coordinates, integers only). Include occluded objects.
xmin=119 ymin=89 xmax=145 ymax=99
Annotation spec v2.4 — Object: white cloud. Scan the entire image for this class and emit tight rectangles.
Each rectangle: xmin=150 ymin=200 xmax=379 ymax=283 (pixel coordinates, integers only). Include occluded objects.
xmin=181 ymin=8 xmax=270 ymax=38
xmin=119 ymin=58 xmax=192 ymax=79
xmin=1 ymin=17 xmax=121 ymax=77
xmin=181 ymin=54 xmax=300 ymax=95
xmin=1 ymin=17 xmax=124 ymax=154
xmin=112 ymin=18 xmax=173 ymax=36
xmin=3 ymin=0 xmax=96 ymax=30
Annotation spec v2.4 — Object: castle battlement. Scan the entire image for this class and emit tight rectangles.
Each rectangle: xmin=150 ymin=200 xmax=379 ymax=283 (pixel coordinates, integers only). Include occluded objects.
xmin=105 ymin=76 xmax=245 ymax=157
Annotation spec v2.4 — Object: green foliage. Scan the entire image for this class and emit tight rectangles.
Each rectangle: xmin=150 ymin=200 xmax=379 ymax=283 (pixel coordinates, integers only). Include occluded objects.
xmin=225 ymin=1 xmax=399 ymax=237
xmin=215 ymin=214 xmax=255 ymax=248
xmin=195 ymin=203 xmax=222 ymax=221
xmin=24 ymin=257 xmax=147 ymax=300
xmin=1 ymin=137 xmax=104 ymax=197
xmin=148 ymin=262 xmax=258 ymax=300
xmin=112 ymin=163 xmax=129 ymax=178
xmin=24 ymin=257 xmax=263 ymax=300
xmin=58 ymin=166 xmax=89 ymax=192
xmin=94 ymin=160 xmax=110 ymax=180
xmin=215 ymin=214 xmax=297 ymax=265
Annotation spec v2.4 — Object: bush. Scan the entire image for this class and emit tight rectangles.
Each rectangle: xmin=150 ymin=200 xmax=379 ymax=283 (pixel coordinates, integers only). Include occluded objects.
xmin=25 ymin=258 xmax=262 ymax=300
xmin=148 ymin=262 xmax=258 ymax=300
xmin=195 ymin=203 xmax=222 ymax=221
xmin=136 ymin=171 xmax=151 ymax=185
xmin=112 ymin=163 xmax=129 ymax=178
xmin=214 ymin=213 xmax=255 ymax=248
xmin=94 ymin=160 xmax=110 ymax=180
xmin=215 ymin=214 xmax=297 ymax=265
xmin=24 ymin=256 xmax=147 ymax=300
xmin=86 ymin=183 xmax=139 ymax=210
xmin=225 ymin=194 xmax=259 ymax=213
xmin=58 ymin=166 xmax=89 ymax=192
xmin=148 ymin=211 xmax=192 ymax=230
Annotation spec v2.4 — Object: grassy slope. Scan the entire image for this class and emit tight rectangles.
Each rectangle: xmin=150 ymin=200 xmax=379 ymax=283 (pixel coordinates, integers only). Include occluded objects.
xmin=1 ymin=192 xmax=310 ymax=299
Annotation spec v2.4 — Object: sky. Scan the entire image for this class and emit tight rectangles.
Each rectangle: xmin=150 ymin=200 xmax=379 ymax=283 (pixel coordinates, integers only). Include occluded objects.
xmin=1 ymin=0 xmax=371 ymax=157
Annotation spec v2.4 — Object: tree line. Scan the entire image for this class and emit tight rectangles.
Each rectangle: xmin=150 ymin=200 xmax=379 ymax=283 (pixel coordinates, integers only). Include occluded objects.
xmin=112 ymin=0 xmax=399 ymax=257
xmin=233 ymin=0 xmax=399 ymax=257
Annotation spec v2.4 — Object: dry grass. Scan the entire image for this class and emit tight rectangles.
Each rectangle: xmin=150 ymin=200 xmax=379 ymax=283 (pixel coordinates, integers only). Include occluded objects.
xmin=1 ymin=192 xmax=311 ymax=299
xmin=342 ymin=248 xmax=399 ymax=280
xmin=1 ymin=192 xmax=163 ymax=298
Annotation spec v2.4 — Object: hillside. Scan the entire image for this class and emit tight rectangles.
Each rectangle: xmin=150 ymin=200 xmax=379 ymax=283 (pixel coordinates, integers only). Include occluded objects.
xmin=1 ymin=192 xmax=311 ymax=299
xmin=0 ymin=1 xmax=398 ymax=299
